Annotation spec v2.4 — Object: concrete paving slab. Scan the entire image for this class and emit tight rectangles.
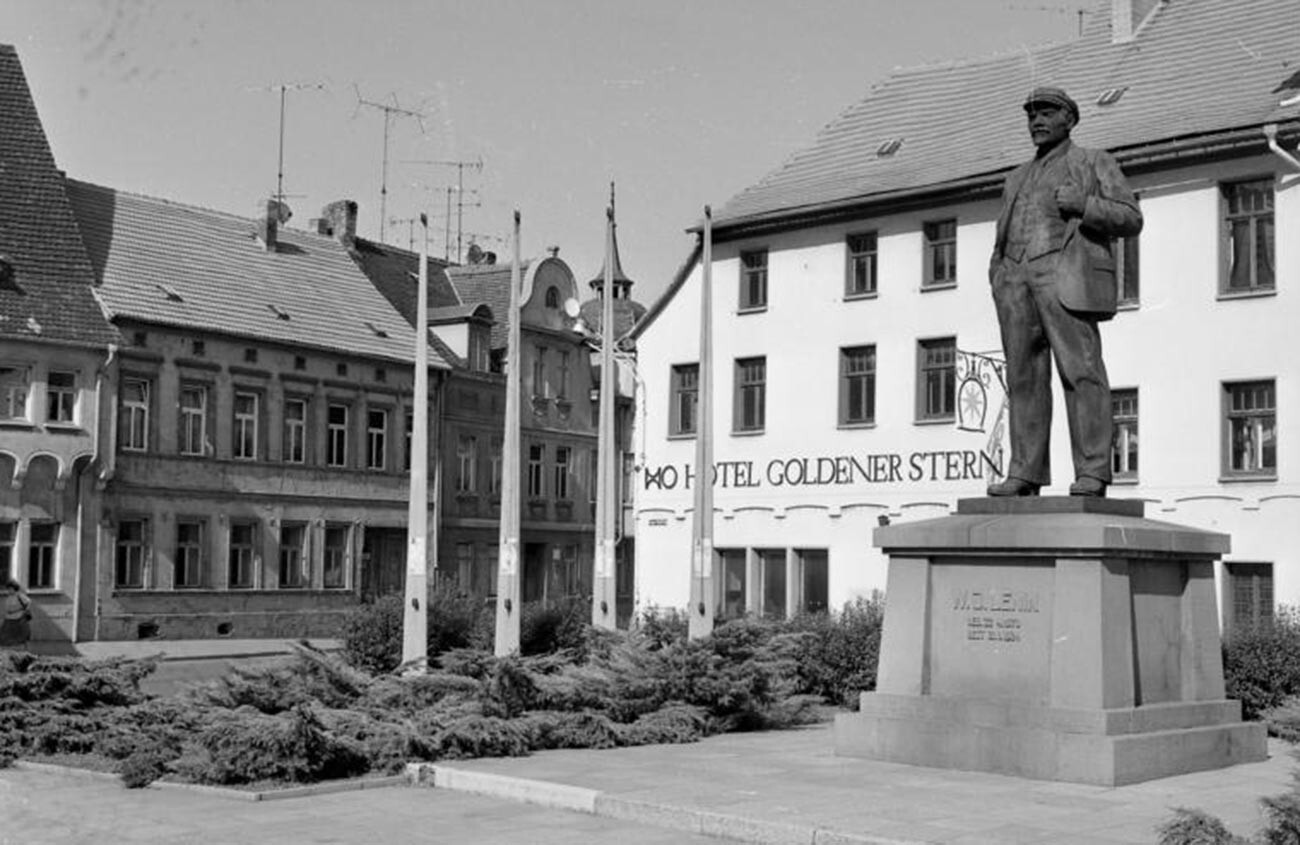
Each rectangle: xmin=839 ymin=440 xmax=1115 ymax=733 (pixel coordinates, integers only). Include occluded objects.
xmin=428 ymin=722 xmax=1294 ymax=844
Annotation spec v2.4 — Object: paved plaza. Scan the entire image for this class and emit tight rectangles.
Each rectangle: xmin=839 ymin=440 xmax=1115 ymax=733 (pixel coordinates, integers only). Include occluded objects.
xmin=4 ymin=722 xmax=1291 ymax=845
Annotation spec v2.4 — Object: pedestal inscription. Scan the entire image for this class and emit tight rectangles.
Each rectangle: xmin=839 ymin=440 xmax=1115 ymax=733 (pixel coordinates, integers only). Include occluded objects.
xmin=930 ymin=558 xmax=1053 ymax=702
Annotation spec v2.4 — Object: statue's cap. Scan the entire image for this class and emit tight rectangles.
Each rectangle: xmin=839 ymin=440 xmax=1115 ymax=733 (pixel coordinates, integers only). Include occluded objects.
xmin=1023 ymin=86 xmax=1079 ymax=122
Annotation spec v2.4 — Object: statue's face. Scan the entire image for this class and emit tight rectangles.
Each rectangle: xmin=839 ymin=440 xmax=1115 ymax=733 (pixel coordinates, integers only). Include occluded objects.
xmin=1026 ymin=103 xmax=1074 ymax=150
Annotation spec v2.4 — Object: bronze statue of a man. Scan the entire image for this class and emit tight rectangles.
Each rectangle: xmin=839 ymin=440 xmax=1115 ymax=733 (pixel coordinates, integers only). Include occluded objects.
xmin=987 ymin=87 xmax=1143 ymax=498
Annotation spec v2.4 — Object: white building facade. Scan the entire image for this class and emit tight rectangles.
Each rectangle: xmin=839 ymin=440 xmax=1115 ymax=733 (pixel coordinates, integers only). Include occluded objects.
xmin=632 ymin=0 xmax=1300 ymax=631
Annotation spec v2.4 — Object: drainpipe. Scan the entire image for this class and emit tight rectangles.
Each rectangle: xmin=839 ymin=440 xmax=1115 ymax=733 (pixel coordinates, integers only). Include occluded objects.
xmin=91 ymin=343 xmax=118 ymax=642
xmin=1263 ymin=124 xmax=1300 ymax=173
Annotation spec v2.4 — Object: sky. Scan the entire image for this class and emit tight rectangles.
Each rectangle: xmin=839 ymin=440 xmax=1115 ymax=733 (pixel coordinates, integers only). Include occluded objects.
xmin=7 ymin=0 xmax=1079 ymax=307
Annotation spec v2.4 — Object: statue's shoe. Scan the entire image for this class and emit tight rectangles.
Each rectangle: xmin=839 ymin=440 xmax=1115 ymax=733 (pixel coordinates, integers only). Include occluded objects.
xmin=1068 ymin=477 xmax=1108 ymax=497
xmin=987 ymin=477 xmax=1041 ymax=497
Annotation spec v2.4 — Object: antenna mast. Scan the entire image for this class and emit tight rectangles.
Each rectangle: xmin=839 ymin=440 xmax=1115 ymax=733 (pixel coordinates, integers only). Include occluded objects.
xmin=355 ymin=87 xmax=427 ymax=242
xmin=404 ymin=157 xmax=484 ymax=263
xmin=250 ymin=82 xmax=325 ymax=206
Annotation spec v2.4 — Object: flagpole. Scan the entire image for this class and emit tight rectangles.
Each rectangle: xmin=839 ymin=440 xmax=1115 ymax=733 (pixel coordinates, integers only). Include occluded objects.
xmin=592 ymin=199 xmax=618 ymax=629
xmin=402 ymin=212 xmax=430 ymax=669
xmin=688 ymin=206 xmax=714 ymax=640
xmin=494 ymin=210 xmax=523 ymax=655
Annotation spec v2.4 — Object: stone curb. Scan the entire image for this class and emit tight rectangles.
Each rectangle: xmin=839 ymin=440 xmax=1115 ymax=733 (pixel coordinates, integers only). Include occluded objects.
xmin=412 ymin=763 xmax=919 ymax=845
xmin=13 ymin=760 xmax=408 ymax=802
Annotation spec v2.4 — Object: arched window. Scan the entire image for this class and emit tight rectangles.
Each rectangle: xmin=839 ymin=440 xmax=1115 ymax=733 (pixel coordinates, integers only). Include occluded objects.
xmin=544 ymin=286 xmax=560 ymax=308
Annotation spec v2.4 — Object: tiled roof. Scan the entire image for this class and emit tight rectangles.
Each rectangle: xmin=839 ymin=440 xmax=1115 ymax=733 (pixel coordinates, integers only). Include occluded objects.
xmin=348 ymin=237 xmax=461 ymax=326
xmin=66 ymin=179 xmax=448 ymax=368
xmin=447 ymin=262 xmax=529 ymax=349
xmin=714 ymin=0 xmax=1300 ymax=229
xmin=0 ymin=44 xmax=119 ymax=347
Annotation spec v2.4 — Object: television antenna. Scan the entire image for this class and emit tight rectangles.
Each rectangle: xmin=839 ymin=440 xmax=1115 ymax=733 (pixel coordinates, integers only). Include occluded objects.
xmin=354 ymin=86 xmax=428 ymax=242
xmin=248 ymin=81 xmax=326 ymax=207
xmin=404 ymin=157 xmax=483 ymax=263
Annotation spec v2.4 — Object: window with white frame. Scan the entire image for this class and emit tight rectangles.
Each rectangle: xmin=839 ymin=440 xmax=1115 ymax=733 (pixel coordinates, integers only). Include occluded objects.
xmin=403 ymin=411 xmax=413 ymax=471
xmin=45 ymin=370 xmax=76 ymax=423
xmin=233 ymin=391 xmax=259 ymax=460
xmin=115 ymin=519 xmax=148 ymax=589
xmin=554 ymin=446 xmax=571 ymax=500
xmin=366 ymin=408 xmax=388 ymax=470
xmin=1111 ymin=389 xmax=1138 ymax=480
xmin=0 ymin=364 xmax=30 ymax=421
xmin=457 ymin=434 xmax=477 ymax=493
xmin=839 ymin=345 xmax=876 ymax=426
xmin=0 ymin=521 xmax=15 ymax=583
xmin=327 ymin=404 xmax=349 ymax=467
xmin=28 ymin=522 xmax=57 ymax=589
xmin=323 ymin=525 xmax=349 ymax=589
xmin=670 ymin=364 xmax=698 ymax=436
xmin=532 ymin=346 xmax=548 ymax=398
xmin=284 ymin=398 xmax=307 ymax=464
xmin=796 ymin=549 xmax=829 ymax=614
xmin=733 ymin=356 xmax=766 ymax=433
xmin=175 ymin=519 xmax=204 ymax=588
xmin=1227 ymin=562 xmax=1273 ymax=631
xmin=917 ymin=338 xmax=956 ymax=421
xmin=739 ymin=249 xmax=768 ymax=311
xmin=527 ymin=444 xmax=544 ymax=497
xmin=558 ymin=351 xmax=571 ymax=400
xmin=120 ymin=377 xmax=150 ymax=451
xmin=923 ymin=219 xmax=957 ymax=288
xmin=179 ymin=384 xmax=208 ymax=456
xmin=489 ymin=438 xmax=503 ymax=496
xmin=278 ymin=523 xmax=308 ymax=588
xmin=846 ymin=232 xmax=878 ymax=297
xmin=228 ymin=521 xmax=257 ymax=588
xmin=1224 ymin=380 xmax=1276 ymax=477
xmin=1222 ymin=179 xmax=1275 ymax=294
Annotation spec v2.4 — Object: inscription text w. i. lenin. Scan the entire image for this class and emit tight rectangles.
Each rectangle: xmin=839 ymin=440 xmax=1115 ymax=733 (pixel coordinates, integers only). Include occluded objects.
xmin=954 ymin=589 xmax=1040 ymax=644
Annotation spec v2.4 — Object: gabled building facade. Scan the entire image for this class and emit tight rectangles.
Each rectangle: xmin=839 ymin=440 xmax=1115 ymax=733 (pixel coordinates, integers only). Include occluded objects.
xmin=65 ymin=187 xmax=450 ymax=640
xmin=0 ymin=44 xmax=121 ymax=644
xmin=633 ymin=0 xmax=1300 ymax=630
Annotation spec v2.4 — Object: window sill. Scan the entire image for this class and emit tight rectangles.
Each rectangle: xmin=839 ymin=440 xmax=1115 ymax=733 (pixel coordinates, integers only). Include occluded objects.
xmin=920 ymin=282 xmax=958 ymax=293
xmin=1218 ymin=473 xmax=1278 ymax=484
xmin=843 ymin=291 xmax=878 ymax=302
xmin=736 ymin=306 xmax=768 ymax=315
xmin=731 ymin=428 xmax=765 ymax=437
xmin=667 ymin=432 xmax=697 ymax=441
xmin=837 ymin=421 xmax=876 ymax=430
xmin=1217 ymin=287 xmax=1276 ymax=302
xmin=913 ymin=416 xmax=955 ymax=426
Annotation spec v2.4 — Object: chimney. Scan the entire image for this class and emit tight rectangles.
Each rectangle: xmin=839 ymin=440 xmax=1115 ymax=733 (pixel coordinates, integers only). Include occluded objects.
xmin=256 ymin=199 xmax=281 ymax=252
xmin=321 ymin=200 xmax=358 ymax=248
xmin=1112 ymin=0 xmax=1161 ymax=42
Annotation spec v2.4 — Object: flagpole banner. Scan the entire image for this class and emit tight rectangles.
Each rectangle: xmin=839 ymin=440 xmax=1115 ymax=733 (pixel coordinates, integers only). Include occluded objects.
xmin=956 ymin=349 xmax=1009 ymax=482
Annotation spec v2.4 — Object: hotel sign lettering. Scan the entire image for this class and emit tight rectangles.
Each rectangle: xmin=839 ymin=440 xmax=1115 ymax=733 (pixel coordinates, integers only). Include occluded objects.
xmin=641 ymin=450 xmax=995 ymax=491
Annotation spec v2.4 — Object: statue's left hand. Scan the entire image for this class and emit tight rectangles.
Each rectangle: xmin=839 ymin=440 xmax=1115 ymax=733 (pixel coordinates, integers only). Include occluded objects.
xmin=1055 ymin=184 xmax=1086 ymax=216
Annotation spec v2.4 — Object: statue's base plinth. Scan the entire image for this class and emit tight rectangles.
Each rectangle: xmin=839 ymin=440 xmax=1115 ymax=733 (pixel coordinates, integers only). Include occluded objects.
xmin=833 ymin=497 xmax=1266 ymax=786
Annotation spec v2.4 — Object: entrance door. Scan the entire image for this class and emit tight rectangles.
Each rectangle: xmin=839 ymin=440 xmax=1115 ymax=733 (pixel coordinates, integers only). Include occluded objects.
xmin=361 ymin=528 xmax=407 ymax=598
xmin=522 ymin=542 xmax=547 ymax=603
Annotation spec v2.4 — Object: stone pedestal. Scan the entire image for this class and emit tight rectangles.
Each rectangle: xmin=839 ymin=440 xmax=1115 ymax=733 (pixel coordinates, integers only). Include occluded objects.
xmin=834 ymin=498 xmax=1267 ymax=786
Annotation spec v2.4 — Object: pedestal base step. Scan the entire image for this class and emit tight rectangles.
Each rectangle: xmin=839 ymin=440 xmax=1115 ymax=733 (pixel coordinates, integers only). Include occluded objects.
xmin=834 ymin=693 xmax=1267 ymax=786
